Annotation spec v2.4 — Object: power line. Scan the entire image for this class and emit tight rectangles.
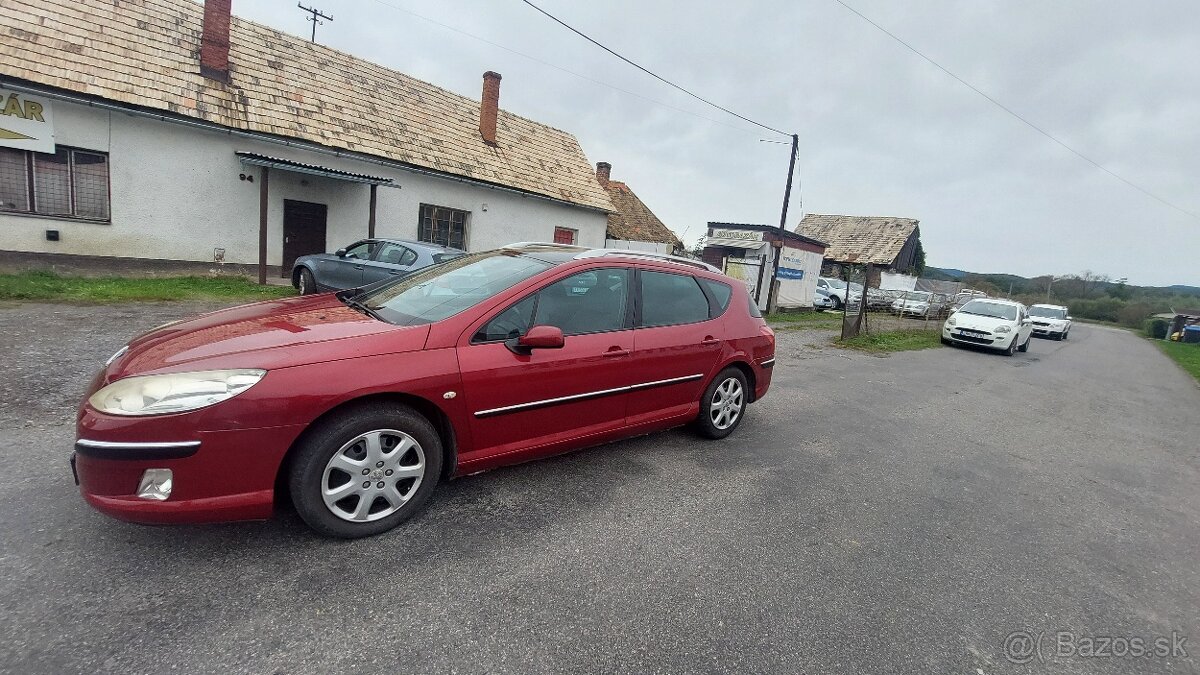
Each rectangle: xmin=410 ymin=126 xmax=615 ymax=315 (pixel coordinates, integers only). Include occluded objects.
xmin=364 ymin=0 xmax=762 ymax=136
xmin=834 ymin=0 xmax=1200 ymax=221
xmin=518 ymin=0 xmax=790 ymax=137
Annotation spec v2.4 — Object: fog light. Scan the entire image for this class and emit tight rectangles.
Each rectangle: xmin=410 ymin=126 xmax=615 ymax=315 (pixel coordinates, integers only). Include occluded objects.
xmin=136 ymin=469 xmax=173 ymax=501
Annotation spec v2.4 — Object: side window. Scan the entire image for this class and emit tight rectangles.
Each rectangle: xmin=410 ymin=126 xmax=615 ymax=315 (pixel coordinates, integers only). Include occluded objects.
xmin=699 ymin=278 xmax=733 ymax=317
xmin=474 ymin=268 xmax=630 ymax=342
xmin=475 ymin=294 xmax=537 ymax=342
xmin=746 ymin=287 xmax=763 ymax=318
xmin=640 ymin=271 xmax=710 ymax=327
xmin=343 ymin=241 xmax=374 ymax=260
xmin=376 ymin=242 xmax=417 ymax=266
xmin=534 ymin=268 xmax=629 ymax=335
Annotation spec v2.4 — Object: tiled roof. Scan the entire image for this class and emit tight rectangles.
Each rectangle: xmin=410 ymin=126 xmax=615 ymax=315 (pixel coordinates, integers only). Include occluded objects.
xmin=0 ymin=0 xmax=614 ymax=212
xmin=604 ymin=181 xmax=681 ymax=247
xmin=795 ymin=214 xmax=919 ymax=265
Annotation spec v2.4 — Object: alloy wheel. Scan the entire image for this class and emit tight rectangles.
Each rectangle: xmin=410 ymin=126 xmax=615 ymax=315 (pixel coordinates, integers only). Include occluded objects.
xmin=320 ymin=429 xmax=425 ymax=522
xmin=709 ymin=378 xmax=744 ymax=430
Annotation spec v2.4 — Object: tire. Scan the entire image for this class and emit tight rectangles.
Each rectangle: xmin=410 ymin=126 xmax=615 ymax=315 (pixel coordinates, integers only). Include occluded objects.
xmin=288 ymin=403 xmax=443 ymax=538
xmin=298 ymin=268 xmax=316 ymax=296
xmin=1004 ymin=335 xmax=1018 ymax=356
xmin=695 ymin=368 xmax=749 ymax=440
xmin=830 ymin=296 xmax=843 ymax=310
xmin=1063 ymin=330 xmax=1069 ymax=341
xmin=1018 ymin=335 xmax=1030 ymax=353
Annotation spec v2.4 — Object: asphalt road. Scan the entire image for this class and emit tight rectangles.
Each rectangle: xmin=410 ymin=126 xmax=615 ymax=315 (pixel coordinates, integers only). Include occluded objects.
xmin=1 ymin=302 xmax=1197 ymax=674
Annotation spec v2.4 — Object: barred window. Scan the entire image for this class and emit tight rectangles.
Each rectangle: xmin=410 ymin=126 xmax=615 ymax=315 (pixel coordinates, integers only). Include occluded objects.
xmin=418 ymin=204 xmax=467 ymax=250
xmin=0 ymin=146 xmax=110 ymax=221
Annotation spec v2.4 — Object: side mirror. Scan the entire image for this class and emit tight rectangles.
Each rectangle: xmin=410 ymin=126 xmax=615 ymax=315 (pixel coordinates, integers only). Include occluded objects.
xmin=506 ymin=325 xmax=565 ymax=355
xmin=335 ymin=248 xmax=347 ymax=257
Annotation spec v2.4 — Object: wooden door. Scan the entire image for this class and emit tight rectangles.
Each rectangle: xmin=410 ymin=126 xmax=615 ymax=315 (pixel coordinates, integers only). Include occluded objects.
xmin=282 ymin=200 xmax=328 ymax=277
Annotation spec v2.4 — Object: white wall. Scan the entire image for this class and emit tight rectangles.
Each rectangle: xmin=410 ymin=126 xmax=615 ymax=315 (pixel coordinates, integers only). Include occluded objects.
xmin=0 ymin=99 xmax=608 ymax=266
xmin=880 ymin=271 xmax=918 ymax=291
xmin=605 ymin=239 xmax=671 ymax=254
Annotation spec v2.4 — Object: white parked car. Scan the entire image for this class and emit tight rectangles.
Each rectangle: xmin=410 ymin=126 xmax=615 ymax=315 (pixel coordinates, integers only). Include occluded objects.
xmin=816 ymin=277 xmax=861 ymax=309
xmin=1028 ymin=304 xmax=1072 ymax=340
xmin=814 ymin=287 xmax=836 ymax=309
xmin=891 ymin=291 xmax=934 ymax=317
xmin=942 ymin=298 xmax=1033 ymax=356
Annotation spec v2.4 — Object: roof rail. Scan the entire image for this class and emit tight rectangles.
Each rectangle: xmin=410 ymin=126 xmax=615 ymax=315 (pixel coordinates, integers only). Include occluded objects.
xmin=501 ymin=241 xmax=583 ymax=250
xmin=574 ymin=249 xmax=720 ymax=273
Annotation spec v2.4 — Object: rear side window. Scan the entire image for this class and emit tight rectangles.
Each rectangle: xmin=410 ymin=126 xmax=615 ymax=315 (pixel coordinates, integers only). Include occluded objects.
xmin=699 ymin=278 xmax=733 ymax=315
xmin=745 ymin=287 xmax=763 ymax=318
xmin=640 ymin=271 xmax=710 ymax=327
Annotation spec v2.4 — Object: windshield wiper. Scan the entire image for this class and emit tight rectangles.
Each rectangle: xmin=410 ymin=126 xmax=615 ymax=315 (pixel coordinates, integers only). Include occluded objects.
xmin=342 ymin=297 xmax=384 ymax=321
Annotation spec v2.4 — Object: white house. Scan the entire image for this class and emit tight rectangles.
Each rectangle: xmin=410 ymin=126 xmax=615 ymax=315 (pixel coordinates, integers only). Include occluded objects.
xmin=0 ymin=0 xmax=613 ymax=282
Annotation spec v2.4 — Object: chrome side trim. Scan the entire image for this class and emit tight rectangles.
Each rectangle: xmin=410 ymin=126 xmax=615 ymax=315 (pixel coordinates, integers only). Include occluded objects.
xmin=74 ymin=439 xmax=201 ymax=461
xmin=759 ymin=357 xmax=776 ymax=368
xmin=76 ymin=439 xmax=201 ymax=450
xmin=474 ymin=373 xmax=704 ymax=418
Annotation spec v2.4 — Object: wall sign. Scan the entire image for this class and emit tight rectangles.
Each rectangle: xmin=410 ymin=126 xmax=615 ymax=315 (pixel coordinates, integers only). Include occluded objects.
xmin=777 ymin=267 xmax=805 ymax=280
xmin=710 ymin=228 xmax=763 ymax=242
xmin=0 ymin=89 xmax=55 ymax=154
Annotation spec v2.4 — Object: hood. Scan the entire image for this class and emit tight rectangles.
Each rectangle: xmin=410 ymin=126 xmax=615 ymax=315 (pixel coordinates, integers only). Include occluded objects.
xmin=109 ymin=294 xmax=430 ymax=378
xmin=948 ymin=312 xmax=1017 ymax=332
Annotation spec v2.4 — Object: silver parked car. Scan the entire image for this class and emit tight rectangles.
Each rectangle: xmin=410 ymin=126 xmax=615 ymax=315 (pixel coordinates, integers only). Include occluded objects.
xmin=292 ymin=238 xmax=466 ymax=294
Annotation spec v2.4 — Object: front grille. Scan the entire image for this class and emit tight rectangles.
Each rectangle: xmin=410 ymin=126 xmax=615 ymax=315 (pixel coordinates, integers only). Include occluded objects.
xmin=1033 ymin=321 xmax=1051 ymax=326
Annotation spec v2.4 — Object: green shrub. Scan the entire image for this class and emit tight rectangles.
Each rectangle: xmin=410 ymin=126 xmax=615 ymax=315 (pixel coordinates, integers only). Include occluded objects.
xmin=1144 ymin=317 xmax=1170 ymax=339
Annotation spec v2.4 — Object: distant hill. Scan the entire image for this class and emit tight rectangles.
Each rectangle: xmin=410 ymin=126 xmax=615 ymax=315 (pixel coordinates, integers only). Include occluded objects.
xmin=923 ymin=266 xmax=1200 ymax=299
xmin=924 ymin=267 xmax=966 ymax=280
xmin=1167 ymin=284 xmax=1200 ymax=295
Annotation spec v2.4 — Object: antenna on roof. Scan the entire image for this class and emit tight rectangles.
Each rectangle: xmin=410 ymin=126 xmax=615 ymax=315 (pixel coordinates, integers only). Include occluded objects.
xmin=297 ymin=3 xmax=332 ymax=43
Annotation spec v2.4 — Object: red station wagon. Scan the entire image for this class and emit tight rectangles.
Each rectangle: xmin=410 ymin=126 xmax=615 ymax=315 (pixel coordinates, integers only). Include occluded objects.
xmin=73 ymin=244 xmax=776 ymax=538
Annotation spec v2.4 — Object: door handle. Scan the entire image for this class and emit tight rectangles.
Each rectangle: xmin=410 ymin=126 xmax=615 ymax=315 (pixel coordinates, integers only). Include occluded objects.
xmin=353 ymin=265 xmax=364 ymax=270
xmin=603 ymin=348 xmax=631 ymax=357
xmin=701 ymin=336 xmax=719 ymax=345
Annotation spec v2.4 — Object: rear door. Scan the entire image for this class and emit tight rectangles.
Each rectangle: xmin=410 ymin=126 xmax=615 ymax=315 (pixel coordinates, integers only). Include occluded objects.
xmin=625 ymin=269 xmax=726 ymax=426
xmin=360 ymin=242 xmax=419 ymax=285
xmin=457 ymin=267 xmax=636 ymax=463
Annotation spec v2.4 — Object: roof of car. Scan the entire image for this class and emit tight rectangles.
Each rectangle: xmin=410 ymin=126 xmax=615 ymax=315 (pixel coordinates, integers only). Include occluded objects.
xmin=1029 ymin=303 xmax=1068 ymax=309
xmin=968 ymin=297 xmax=1023 ymax=306
xmin=500 ymin=242 xmax=720 ymax=273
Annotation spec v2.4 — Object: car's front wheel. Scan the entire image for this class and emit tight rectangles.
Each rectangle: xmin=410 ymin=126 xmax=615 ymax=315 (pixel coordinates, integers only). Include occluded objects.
xmin=1004 ymin=335 xmax=1018 ymax=356
xmin=1018 ymin=335 xmax=1030 ymax=352
xmin=289 ymin=403 xmax=442 ymax=538
xmin=297 ymin=268 xmax=316 ymax=296
xmin=696 ymin=368 xmax=748 ymax=440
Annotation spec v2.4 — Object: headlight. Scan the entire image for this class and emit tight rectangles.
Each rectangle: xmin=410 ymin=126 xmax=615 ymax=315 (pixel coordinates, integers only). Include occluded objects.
xmin=88 ymin=369 xmax=266 ymax=416
xmin=995 ymin=325 xmax=1012 ymax=333
xmin=946 ymin=317 xmax=956 ymax=326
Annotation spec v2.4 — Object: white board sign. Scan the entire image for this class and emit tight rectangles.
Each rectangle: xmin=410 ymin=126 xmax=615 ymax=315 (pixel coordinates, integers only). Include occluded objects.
xmin=0 ymin=89 xmax=55 ymax=154
xmin=710 ymin=228 xmax=763 ymax=242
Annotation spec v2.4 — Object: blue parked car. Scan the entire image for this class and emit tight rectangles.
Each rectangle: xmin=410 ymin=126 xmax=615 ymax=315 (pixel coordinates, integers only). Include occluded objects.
xmin=292 ymin=238 xmax=466 ymax=295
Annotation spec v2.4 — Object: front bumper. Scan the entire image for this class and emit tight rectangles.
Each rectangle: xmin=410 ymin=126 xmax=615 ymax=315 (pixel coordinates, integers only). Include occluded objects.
xmin=74 ymin=422 xmax=307 ymax=524
xmin=1031 ymin=324 xmax=1064 ymax=337
xmin=943 ymin=326 xmax=1014 ymax=350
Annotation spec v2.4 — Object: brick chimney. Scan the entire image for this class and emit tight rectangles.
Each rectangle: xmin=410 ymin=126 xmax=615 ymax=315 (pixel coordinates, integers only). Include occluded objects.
xmin=200 ymin=0 xmax=232 ymax=83
xmin=596 ymin=162 xmax=612 ymax=186
xmin=479 ymin=71 xmax=502 ymax=145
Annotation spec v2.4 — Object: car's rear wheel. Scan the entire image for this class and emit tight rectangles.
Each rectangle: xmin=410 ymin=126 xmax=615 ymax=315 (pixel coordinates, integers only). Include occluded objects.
xmin=696 ymin=368 xmax=748 ymax=440
xmin=298 ymin=268 xmax=316 ymax=296
xmin=289 ymin=403 xmax=442 ymax=538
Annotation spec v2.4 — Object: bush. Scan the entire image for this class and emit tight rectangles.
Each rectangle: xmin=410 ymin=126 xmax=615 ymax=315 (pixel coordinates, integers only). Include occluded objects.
xmin=1145 ymin=317 xmax=1170 ymax=339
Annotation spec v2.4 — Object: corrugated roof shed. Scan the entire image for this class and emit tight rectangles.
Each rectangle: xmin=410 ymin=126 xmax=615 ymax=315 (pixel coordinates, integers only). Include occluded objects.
xmin=795 ymin=214 xmax=919 ymax=266
xmin=604 ymin=181 xmax=681 ymax=247
xmin=0 ymin=0 xmax=613 ymax=212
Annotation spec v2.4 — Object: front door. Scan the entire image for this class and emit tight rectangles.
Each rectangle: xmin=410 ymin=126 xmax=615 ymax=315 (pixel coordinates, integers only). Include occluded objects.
xmin=282 ymin=200 xmax=328 ymax=277
xmin=456 ymin=267 xmax=635 ymax=467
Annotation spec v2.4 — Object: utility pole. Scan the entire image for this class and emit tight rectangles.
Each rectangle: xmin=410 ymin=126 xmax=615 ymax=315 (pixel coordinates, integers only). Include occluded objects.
xmin=767 ymin=133 xmax=799 ymax=312
xmin=298 ymin=3 xmax=332 ymax=43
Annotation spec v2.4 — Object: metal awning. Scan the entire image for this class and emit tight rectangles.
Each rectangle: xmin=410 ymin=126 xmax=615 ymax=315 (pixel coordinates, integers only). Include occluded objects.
xmin=706 ymin=237 xmax=766 ymax=250
xmin=235 ymin=152 xmax=394 ymax=185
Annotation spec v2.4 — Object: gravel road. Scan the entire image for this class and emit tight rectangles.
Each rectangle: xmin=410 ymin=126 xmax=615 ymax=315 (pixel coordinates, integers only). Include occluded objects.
xmin=0 ymin=301 xmax=1196 ymax=674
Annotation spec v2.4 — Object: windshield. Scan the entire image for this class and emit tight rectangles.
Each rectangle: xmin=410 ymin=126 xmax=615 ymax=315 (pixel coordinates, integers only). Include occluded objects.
xmin=1029 ymin=306 xmax=1067 ymax=319
xmin=902 ymin=291 xmax=933 ymax=302
xmin=958 ymin=300 xmax=1018 ymax=321
xmin=354 ymin=251 xmax=553 ymax=326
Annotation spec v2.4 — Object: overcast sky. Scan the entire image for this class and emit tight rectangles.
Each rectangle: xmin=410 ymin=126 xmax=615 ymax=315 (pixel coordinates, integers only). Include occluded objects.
xmin=237 ymin=0 xmax=1199 ymax=286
